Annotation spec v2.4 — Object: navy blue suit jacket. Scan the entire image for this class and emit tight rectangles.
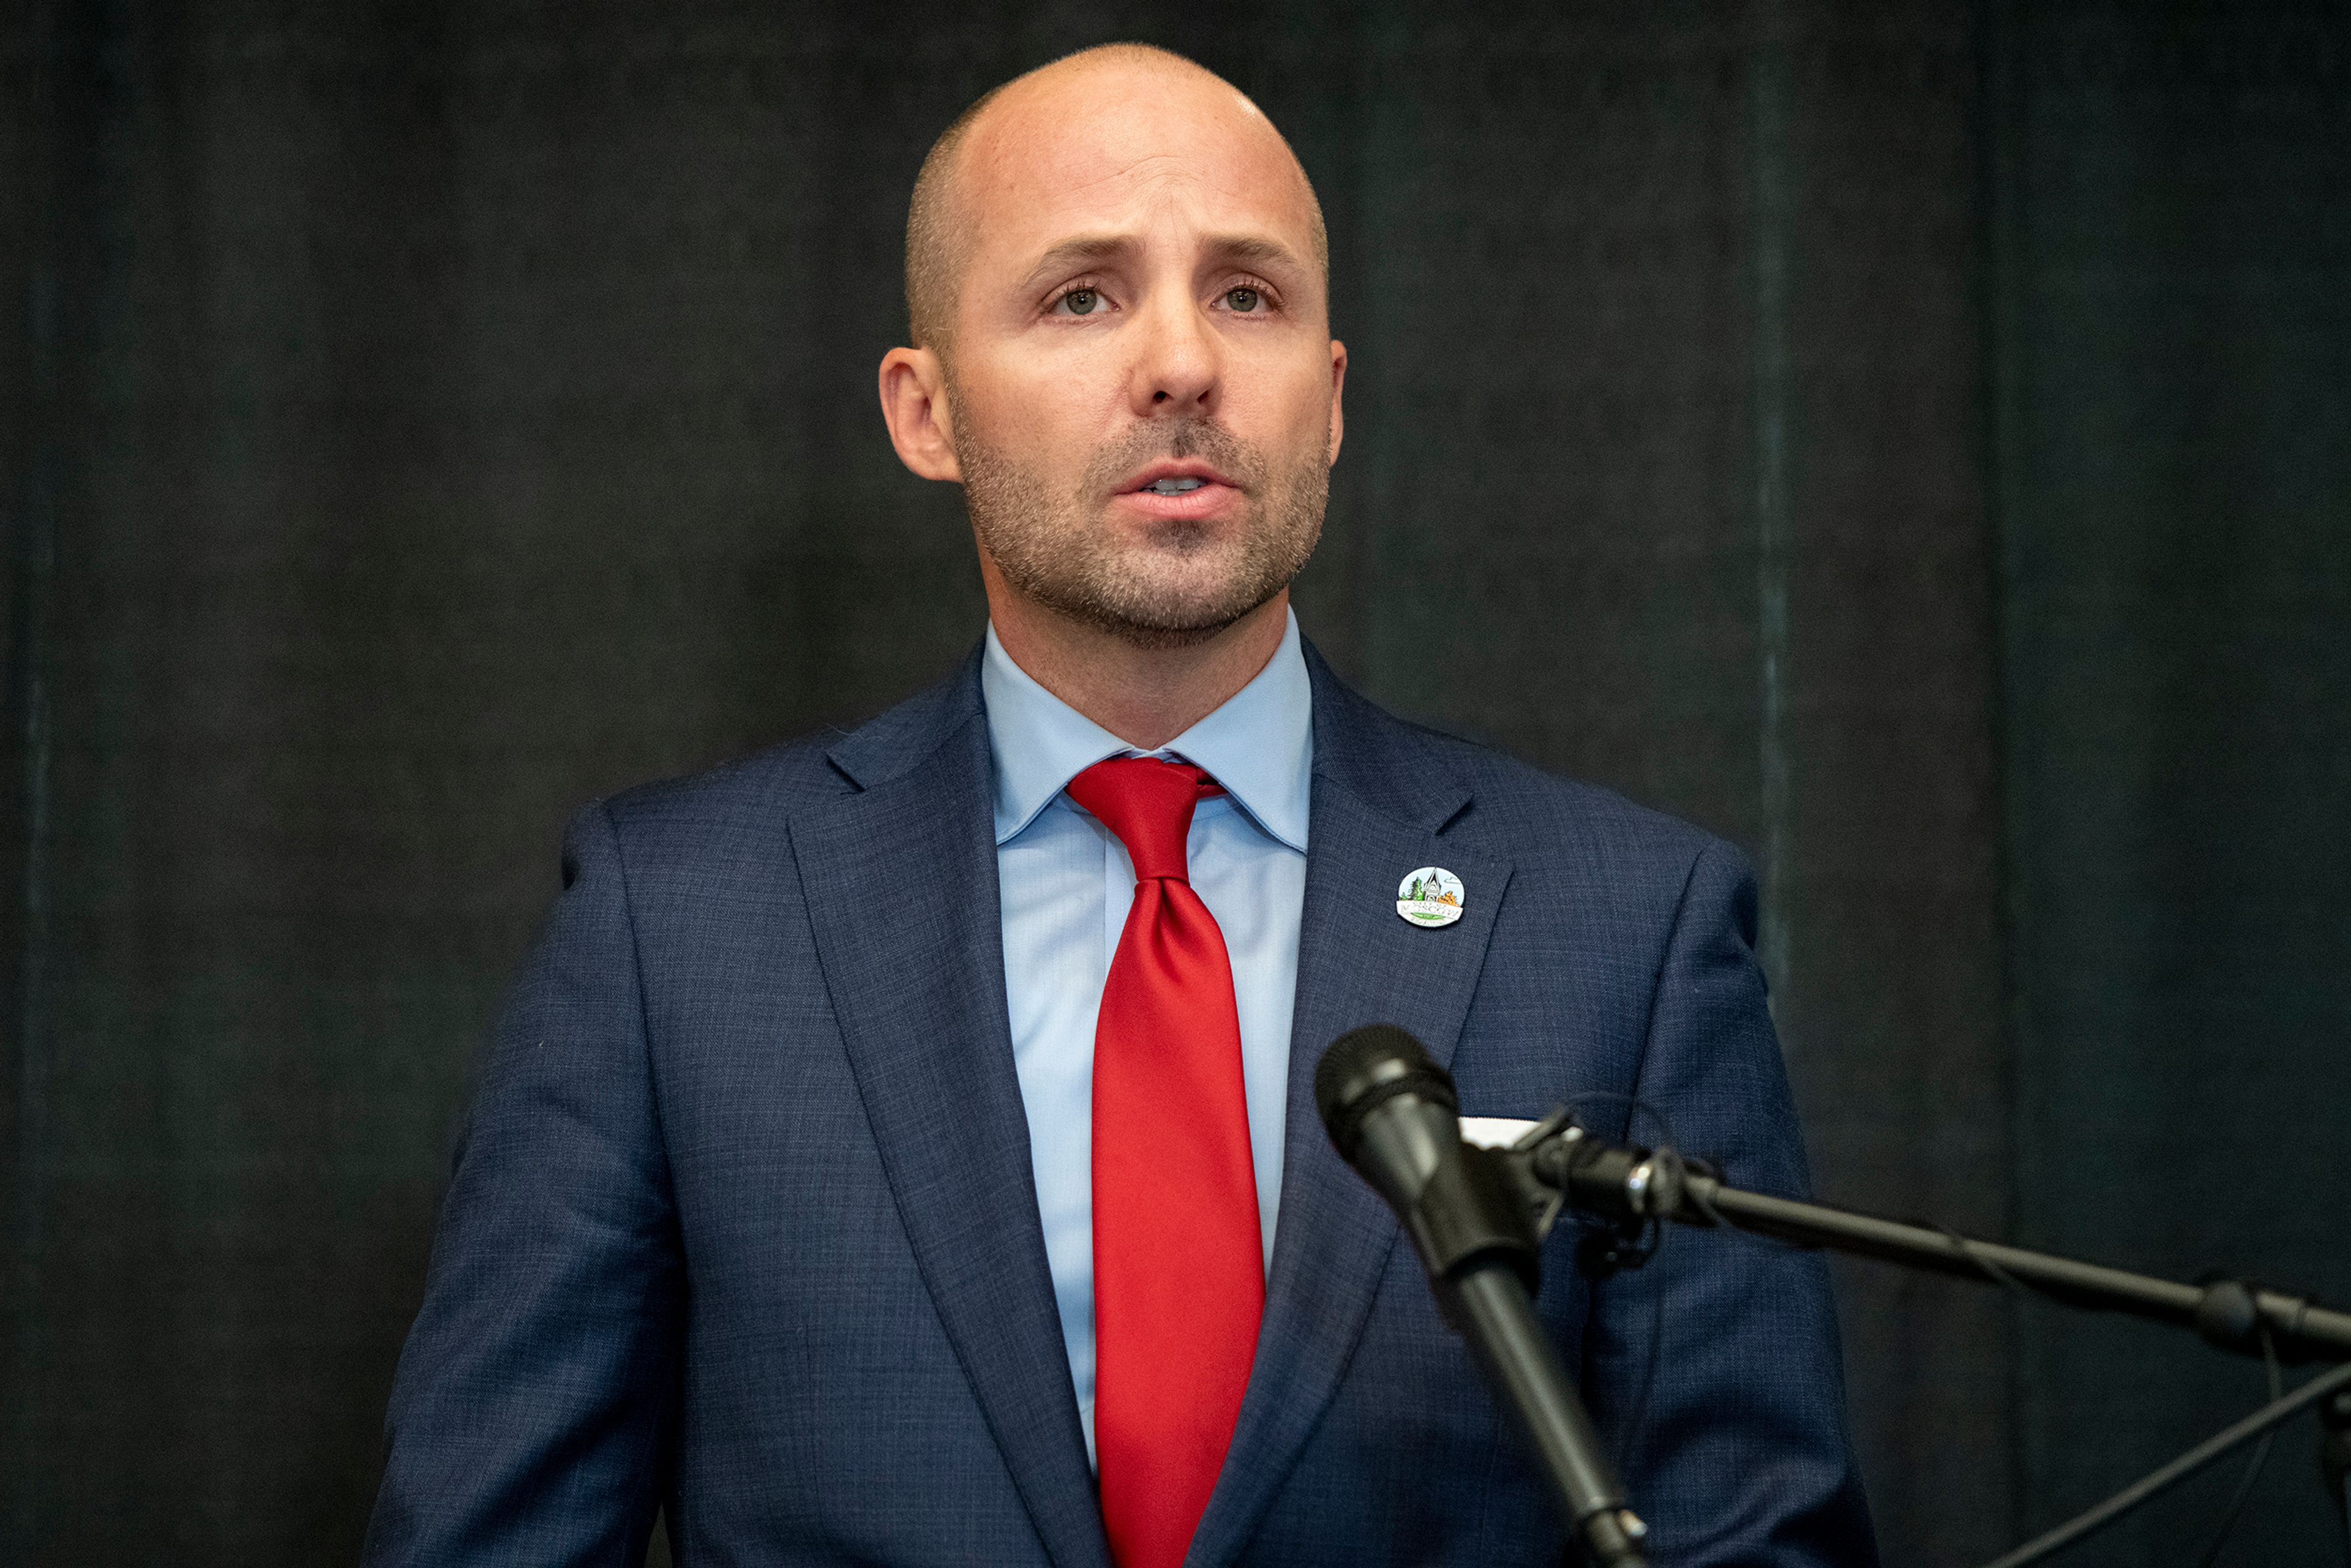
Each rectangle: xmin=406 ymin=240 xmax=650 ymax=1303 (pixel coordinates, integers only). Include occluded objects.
xmin=365 ymin=642 xmax=1877 ymax=1566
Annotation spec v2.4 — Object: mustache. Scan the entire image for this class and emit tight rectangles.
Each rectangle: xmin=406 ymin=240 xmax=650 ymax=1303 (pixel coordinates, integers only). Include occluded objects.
xmin=1082 ymin=418 xmax=1267 ymax=498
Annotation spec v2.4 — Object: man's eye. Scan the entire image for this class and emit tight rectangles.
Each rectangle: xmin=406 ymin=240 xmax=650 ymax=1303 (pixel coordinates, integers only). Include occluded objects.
xmin=1059 ymin=288 xmax=1099 ymax=315
xmin=1225 ymin=287 xmax=1262 ymax=312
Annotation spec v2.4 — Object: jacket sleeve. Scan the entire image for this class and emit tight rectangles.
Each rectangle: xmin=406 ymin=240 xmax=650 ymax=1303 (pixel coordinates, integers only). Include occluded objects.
xmin=1577 ymin=839 xmax=1880 ymax=1567
xmin=363 ymin=801 xmax=683 ymax=1565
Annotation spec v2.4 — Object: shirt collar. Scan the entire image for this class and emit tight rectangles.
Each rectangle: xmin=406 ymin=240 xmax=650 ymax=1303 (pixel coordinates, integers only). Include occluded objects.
xmin=981 ymin=608 xmax=1313 ymax=853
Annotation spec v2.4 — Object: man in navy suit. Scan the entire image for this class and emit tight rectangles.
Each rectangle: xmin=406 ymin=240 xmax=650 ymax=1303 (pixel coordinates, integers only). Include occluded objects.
xmin=366 ymin=43 xmax=1878 ymax=1567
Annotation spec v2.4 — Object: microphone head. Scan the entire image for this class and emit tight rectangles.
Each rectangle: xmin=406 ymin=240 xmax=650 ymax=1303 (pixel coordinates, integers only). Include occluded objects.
xmin=1316 ymin=1024 xmax=1460 ymax=1161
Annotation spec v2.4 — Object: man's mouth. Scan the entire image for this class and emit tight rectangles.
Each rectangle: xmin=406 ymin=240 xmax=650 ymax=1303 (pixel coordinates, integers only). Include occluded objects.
xmin=1112 ymin=462 xmax=1243 ymax=522
xmin=1119 ymin=459 xmax=1239 ymax=498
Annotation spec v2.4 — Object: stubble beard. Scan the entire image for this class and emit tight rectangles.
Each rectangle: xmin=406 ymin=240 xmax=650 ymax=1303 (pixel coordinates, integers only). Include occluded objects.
xmin=955 ymin=409 xmax=1328 ymax=651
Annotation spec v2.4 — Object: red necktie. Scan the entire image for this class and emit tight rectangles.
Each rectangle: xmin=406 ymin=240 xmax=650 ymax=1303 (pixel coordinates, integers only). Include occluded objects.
xmin=1065 ymin=757 xmax=1264 ymax=1568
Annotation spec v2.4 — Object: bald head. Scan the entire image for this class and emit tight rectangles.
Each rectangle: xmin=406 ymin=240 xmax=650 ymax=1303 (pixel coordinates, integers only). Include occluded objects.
xmin=904 ymin=44 xmax=1329 ymax=354
xmin=876 ymin=41 xmax=1347 ymax=685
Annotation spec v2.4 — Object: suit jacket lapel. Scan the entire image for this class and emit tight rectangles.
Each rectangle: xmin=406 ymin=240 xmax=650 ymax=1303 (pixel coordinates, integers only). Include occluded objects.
xmin=1188 ymin=655 xmax=1514 ymax=1565
xmin=794 ymin=660 xmax=1110 ymax=1568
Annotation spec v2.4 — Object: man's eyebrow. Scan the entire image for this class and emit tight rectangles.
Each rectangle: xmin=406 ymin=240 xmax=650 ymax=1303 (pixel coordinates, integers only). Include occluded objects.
xmin=1022 ymin=235 xmax=1138 ymax=288
xmin=1204 ymin=234 xmax=1303 ymax=271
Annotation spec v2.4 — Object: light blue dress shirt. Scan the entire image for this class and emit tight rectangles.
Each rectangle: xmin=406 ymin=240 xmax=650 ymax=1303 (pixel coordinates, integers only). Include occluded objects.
xmin=982 ymin=609 xmax=1313 ymax=1461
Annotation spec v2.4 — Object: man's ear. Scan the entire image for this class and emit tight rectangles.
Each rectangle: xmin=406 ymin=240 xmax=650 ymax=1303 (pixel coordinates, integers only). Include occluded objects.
xmin=1325 ymin=338 xmax=1348 ymax=467
xmin=879 ymin=347 xmax=962 ymax=482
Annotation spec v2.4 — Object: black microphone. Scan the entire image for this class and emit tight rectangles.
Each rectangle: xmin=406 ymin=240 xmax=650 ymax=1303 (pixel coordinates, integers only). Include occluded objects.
xmin=1317 ymin=1024 xmax=1649 ymax=1568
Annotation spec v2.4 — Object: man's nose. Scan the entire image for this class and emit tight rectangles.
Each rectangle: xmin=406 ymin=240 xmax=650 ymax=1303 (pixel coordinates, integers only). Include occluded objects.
xmin=1127 ymin=290 xmax=1220 ymax=416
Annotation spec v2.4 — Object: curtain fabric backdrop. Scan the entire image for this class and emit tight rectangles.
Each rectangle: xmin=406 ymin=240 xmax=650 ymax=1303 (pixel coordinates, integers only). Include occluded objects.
xmin=2 ymin=2 xmax=2346 ymax=1564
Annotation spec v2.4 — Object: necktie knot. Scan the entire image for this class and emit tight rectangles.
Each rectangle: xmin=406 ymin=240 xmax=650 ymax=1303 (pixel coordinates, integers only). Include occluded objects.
xmin=1065 ymin=757 xmax=1221 ymax=883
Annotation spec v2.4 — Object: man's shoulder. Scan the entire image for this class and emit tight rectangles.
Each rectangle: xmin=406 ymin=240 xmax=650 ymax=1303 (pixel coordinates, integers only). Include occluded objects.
xmin=586 ymin=650 xmax=984 ymax=865
xmin=1428 ymin=722 xmax=1725 ymax=864
xmin=1310 ymin=652 xmax=1744 ymax=895
xmin=599 ymin=730 xmax=845 ymax=833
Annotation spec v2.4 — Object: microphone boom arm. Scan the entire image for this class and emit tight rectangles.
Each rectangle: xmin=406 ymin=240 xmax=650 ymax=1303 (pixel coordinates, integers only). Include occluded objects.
xmin=1507 ymin=1120 xmax=2351 ymax=1367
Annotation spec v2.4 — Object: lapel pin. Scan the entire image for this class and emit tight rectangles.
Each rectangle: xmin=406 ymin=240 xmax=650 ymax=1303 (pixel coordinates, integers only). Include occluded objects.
xmin=1397 ymin=866 xmax=1464 ymax=928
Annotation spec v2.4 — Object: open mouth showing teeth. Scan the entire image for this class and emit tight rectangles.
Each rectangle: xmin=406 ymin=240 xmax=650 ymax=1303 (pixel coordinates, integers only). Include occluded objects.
xmin=1144 ymin=477 xmax=1207 ymax=494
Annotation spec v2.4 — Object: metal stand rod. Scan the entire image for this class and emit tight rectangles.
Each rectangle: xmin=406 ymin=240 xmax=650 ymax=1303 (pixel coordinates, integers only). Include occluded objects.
xmin=1978 ymin=1359 xmax=2351 ymax=1568
xmin=1447 ymin=1267 xmax=1648 ymax=1568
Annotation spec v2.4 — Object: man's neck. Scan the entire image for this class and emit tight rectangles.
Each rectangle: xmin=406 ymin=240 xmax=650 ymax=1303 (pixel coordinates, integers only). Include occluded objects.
xmin=984 ymin=589 xmax=1291 ymax=752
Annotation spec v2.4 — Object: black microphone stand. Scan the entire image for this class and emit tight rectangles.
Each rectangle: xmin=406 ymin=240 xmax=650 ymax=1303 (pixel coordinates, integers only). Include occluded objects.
xmin=1493 ymin=1112 xmax=2351 ymax=1566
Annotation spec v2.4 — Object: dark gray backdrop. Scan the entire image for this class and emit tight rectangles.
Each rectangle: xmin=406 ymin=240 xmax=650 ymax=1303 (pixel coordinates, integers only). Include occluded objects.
xmin=4 ymin=2 xmax=2347 ymax=1564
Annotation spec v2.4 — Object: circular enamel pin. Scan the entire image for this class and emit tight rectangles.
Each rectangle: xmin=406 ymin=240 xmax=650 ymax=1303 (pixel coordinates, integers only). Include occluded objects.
xmin=1397 ymin=866 xmax=1465 ymax=928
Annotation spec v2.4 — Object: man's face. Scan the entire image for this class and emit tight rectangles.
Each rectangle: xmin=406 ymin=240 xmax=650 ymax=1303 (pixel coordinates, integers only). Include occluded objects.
xmin=937 ymin=65 xmax=1344 ymax=648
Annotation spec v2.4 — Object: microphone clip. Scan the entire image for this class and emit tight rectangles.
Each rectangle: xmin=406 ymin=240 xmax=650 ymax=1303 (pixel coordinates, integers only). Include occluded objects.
xmin=1495 ymin=1108 xmax=1708 ymax=1282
